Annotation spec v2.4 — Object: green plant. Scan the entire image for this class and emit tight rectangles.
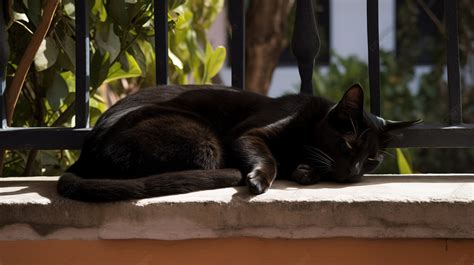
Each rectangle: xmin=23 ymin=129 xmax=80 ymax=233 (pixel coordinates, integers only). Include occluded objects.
xmin=168 ymin=0 xmax=226 ymax=84
xmin=395 ymin=148 xmax=413 ymax=174
xmin=3 ymin=0 xmax=226 ymax=176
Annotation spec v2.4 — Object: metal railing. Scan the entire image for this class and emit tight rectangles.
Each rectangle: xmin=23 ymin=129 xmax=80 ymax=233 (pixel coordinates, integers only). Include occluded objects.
xmin=0 ymin=0 xmax=472 ymax=152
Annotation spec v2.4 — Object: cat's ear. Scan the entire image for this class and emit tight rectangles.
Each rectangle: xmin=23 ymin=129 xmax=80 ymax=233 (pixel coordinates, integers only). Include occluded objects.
xmin=336 ymin=83 xmax=364 ymax=118
xmin=378 ymin=118 xmax=423 ymax=131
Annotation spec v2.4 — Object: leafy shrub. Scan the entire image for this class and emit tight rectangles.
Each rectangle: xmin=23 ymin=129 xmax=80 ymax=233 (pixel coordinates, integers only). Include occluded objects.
xmin=3 ymin=0 xmax=226 ymax=176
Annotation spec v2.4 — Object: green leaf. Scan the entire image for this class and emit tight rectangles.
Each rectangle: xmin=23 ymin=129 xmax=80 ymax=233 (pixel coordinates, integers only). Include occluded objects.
xmin=62 ymin=0 xmax=75 ymax=19
xmin=396 ymin=148 xmax=413 ymax=174
xmin=34 ymin=37 xmax=59 ymax=71
xmin=90 ymin=94 xmax=107 ymax=112
xmin=90 ymin=94 xmax=107 ymax=126
xmin=169 ymin=0 xmax=186 ymax=10
xmin=89 ymin=106 xmax=103 ymax=126
xmin=136 ymin=39 xmax=156 ymax=88
xmin=95 ymin=21 xmax=121 ymax=62
xmin=207 ymin=45 xmax=226 ymax=78
xmin=204 ymin=41 xmax=213 ymax=61
xmin=45 ymin=71 xmax=69 ymax=111
xmin=90 ymin=51 xmax=111 ymax=89
xmin=175 ymin=10 xmax=193 ymax=30
xmin=104 ymin=52 xmax=142 ymax=84
xmin=201 ymin=43 xmax=226 ymax=83
xmin=92 ymin=0 xmax=107 ymax=22
xmin=60 ymin=71 xmax=76 ymax=93
xmin=62 ymin=35 xmax=76 ymax=71
xmin=107 ymin=0 xmax=129 ymax=28
xmin=169 ymin=50 xmax=183 ymax=70
xmin=130 ymin=42 xmax=147 ymax=76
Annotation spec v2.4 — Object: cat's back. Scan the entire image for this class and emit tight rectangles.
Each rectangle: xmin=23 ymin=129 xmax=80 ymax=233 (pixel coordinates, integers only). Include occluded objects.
xmin=92 ymin=85 xmax=271 ymax=134
xmin=94 ymin=85 xmax=240 ymax=124
xmin=108 ymin=85 xmax=239 ymax=110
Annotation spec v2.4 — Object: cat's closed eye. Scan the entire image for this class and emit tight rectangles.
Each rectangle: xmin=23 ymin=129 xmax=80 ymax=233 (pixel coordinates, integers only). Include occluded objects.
xmin=362 ymin=153 xmax=384 ymax=173
xmin=338 ymin=141 xmax=352 ymax=155
xmin=345 ymin=141 xmax=353 ymax=150
xmin=366 ymin=153 xmax=384 ymax=164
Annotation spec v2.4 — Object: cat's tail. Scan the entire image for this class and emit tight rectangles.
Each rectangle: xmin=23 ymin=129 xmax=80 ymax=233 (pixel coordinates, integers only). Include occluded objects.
xmin=57 ymin=169 xmax=243 ymax=202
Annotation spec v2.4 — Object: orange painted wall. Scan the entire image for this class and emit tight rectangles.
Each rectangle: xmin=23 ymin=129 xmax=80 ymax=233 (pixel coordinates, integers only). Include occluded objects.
xmin=0 ymin=238 xmax=473 ymax=265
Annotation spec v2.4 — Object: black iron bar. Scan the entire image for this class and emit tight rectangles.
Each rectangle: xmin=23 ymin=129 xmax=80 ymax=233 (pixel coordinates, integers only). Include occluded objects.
xmin=229 ymin=0 xmax=245 ymax=90
xmin=445 ymin=0 xmax=462 ymax=125
xmin=155 ymin=0 xmax=168 ymax=85
xmin=0 ymin=125 xmax=472 ymax=149
xmin=75 ymin=0 xmax=90 ymax=128
xmin=292 ymin=0 xmax=319 ymax=95
xmin=388 ymin=125 xmax=474 ymax=148
xmin=367 ymin=0 xmax=381 ymax=116
xmin=0 ymin=128 xmax=90 ymax=149
xmin=0 ymin=0 xmax=9 ymax=128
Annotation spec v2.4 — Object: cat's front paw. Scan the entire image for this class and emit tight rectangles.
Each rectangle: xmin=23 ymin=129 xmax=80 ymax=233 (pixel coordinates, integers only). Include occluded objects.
xmin=291 ymin=164 xmax=320 ymax=185
xmin=246 ymin=169 xmax=271 ymax=195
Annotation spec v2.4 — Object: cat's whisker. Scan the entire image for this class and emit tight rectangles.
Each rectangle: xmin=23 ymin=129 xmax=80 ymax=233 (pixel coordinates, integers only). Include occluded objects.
xmin=304 ymin=148 xmax=323 ymax=158
xmin=306 ymin=156 xmax=330 ymax=164
xmin=314 ymin=167 xmax=330 ymax=173
xmin=306 ymin=157 xmax=332 ymax=167
xmin=306 ymin=157 xmax=331 ymax=166
xmin=306 ymin=158 xmax=333 ymax=169
xmin=312 ymin=166 xmax=329 ymax=173
xmin=304 ymin=146 xmax=334 ymax=161
xmin=307 ymin=154 xmax=333 ymax=167
xmin=359 ymin=128 xmax=371 ymax=139
xmin=306 ymin=150 xmax=331 ymax=163
xmin=315 ymin=149 xmax=334 ymax=162
xmin=314 ymin=164 xmax=330 ymax=169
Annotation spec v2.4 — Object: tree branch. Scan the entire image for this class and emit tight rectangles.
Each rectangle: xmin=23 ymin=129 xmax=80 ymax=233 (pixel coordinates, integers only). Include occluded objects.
xmin=2 ymin=0 xmax=59 ymax=176
xmin=5 ymin=0 xmax=60 ymax=125
xmin=245 ymin=0 xmax=295 ymax=95
xmin=416 ymin=0 xmax=445 ymax=36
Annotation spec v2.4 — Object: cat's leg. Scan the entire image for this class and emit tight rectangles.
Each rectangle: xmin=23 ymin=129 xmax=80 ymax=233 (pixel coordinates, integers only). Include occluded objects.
xmin=291 ymin=164 xmax=321 ymax=185
xmin=232 ymin=135 xmax=277 ymax=194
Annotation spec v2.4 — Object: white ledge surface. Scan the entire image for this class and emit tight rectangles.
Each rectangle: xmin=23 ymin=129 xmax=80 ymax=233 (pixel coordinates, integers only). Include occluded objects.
xmin=0 ymin=174 xmax=473 ymax=240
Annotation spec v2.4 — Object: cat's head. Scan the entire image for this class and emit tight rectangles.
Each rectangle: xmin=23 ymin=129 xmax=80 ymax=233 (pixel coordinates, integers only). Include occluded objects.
xmin=308 ymin=84 xmax=421 ymax=183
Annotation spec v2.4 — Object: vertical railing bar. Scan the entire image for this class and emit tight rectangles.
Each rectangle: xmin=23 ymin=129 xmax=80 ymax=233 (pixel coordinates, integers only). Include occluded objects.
xmin=75 ymin=0 xmax=90 ymax=128
xmin=229 ymin=0 xmax=245 ymax=90
xmin=154 ymin=0 xmax=168 ymax=85
xmin=445 ymin=0 xmax=462 ymax=125
xmin=0 ymin=71 xmax=6 ymax=129
xmin=0 ymin=0 xmax=9 ymax=129
xmin=292 ymin=0 xmax=319 ymax=95
xmin=367 ymin=0 xmax=381 ymax=116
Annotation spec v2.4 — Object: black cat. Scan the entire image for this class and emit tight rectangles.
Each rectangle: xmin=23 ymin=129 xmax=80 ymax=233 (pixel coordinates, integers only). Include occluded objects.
xmin=57 ymin=84 xmax=420 ymax=202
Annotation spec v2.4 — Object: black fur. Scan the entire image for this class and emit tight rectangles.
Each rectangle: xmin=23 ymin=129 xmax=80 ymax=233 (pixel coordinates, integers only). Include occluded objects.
xmin=57 ymin=84 xmax=420 ymax=202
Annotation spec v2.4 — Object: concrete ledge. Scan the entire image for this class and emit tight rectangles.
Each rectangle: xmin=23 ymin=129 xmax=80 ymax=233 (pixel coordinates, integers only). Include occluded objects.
xmin=0 ymin=175 xmax=473 ymax=240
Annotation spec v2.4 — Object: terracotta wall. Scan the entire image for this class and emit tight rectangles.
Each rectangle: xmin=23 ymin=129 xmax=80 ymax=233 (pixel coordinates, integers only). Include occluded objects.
xmin=0 ymin=238 xmax=473 ymax=265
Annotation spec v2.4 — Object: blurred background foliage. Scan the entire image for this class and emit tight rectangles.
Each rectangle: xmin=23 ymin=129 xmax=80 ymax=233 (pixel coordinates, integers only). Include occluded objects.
xmin=2 ymin=0 xmax=473 ymax=176
xmin=312 ymin=0 xmax=474 ymax=173
xmin=3 ymin=0 xmax=225 ymax=176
